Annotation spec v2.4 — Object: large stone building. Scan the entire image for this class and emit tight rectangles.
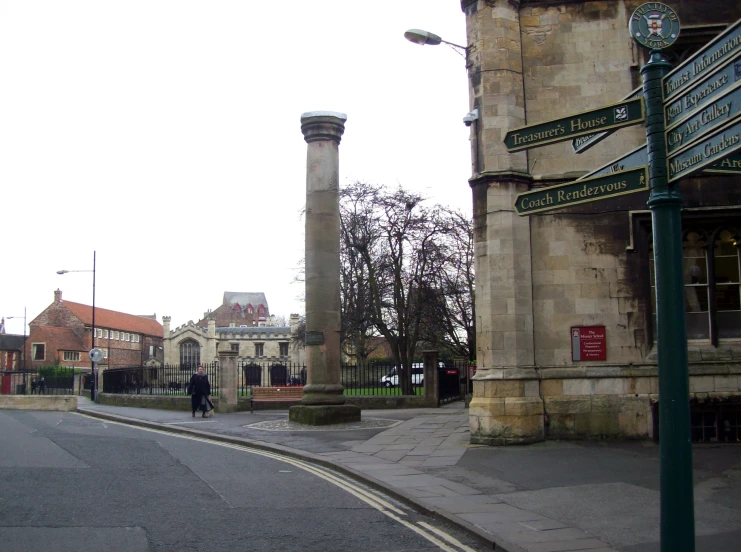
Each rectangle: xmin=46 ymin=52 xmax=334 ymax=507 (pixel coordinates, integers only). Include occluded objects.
xmin=163 ymin=292 xmax=303 ymax=367
xmin=462 ymin=1 xmax=741 ymax=443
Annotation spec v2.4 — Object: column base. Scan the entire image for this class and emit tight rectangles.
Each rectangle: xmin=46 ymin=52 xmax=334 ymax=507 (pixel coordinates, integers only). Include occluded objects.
xmin=289 ymin=404 xmax=361 ymax=425
xmin=469 ymin=396 xmax=545 ymax=445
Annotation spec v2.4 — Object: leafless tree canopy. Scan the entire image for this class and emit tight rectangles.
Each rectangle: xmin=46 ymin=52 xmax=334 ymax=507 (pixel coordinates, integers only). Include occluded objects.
xmin=339 ymin=181 xmax=475 ymax=394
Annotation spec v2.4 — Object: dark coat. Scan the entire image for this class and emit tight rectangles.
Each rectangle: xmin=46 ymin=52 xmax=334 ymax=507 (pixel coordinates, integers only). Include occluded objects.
xmin=188 ymin=373 xmax=212 ymax=412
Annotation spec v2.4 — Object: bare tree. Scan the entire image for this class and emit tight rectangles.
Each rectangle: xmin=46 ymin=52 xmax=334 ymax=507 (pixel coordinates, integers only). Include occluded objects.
xmin=417 ymin=208 xmax=476 ymax=361
xmin=340 ymin=181 xmax=456 ymax=394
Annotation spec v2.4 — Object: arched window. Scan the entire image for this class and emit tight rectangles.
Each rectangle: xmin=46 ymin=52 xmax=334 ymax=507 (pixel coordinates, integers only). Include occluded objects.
xmin=179 ymin=339 xmax=200 ymax=371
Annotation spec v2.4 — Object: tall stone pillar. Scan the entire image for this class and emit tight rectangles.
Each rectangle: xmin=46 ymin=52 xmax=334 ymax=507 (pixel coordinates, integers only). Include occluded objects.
xmin=217 ymin=350 xmax=238 ymax=413
xmin=462 ymin=0 xmax=543 ymax=444
xmin=206 ymin=319 xmax=217 ymax=363
xmin=289 ymin=111 xmax=360 ymax=425
xmin=162 ymin=316 xmax=172 ymax=365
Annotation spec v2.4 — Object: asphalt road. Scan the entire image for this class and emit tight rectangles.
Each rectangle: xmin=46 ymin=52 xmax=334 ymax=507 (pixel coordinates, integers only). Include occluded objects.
xmin=0 ymin=410 xmax=486 ymax=552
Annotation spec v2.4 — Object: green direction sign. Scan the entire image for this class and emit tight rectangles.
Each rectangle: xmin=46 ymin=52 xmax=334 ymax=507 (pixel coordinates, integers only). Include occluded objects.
xmin=666 ymin=83 xmax=741 ymax=154
xmin=514 ymin=167 xmax=648 ymax=216
xmin=580 ymin=143 xmax=648 ymax=179
xmin=572 ymin=87 xmax=643 ymax=153
xmin=504 ymin=97 xmax=645 ymax=152
xmin=664 ymin=51 xmax=741 ymax=128
xmin=668 ymin=117 xmax=741 ymax=182
xmin=664 ymin=19 xmax=741 ymax=102
xmin=705 ymin=151 xmax=741 ymax=173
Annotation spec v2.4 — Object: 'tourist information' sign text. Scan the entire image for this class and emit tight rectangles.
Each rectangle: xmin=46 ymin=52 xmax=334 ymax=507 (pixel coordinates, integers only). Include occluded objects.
xmin=663 ymin=19 xmax=741 ymax=102
xmin=504 ymin=97 xmax=645 ymax=152
xmin=514 ymin=167 xmax=648 ymax=215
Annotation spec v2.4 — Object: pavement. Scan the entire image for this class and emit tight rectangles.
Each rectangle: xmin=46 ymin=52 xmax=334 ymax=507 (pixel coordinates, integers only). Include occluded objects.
xmin=76 ymin=398 xmax=741 ymax=552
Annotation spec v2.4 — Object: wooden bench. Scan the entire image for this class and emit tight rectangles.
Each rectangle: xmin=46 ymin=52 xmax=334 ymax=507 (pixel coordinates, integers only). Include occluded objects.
xmin=250 ymin=386 xmax=303 ymax=413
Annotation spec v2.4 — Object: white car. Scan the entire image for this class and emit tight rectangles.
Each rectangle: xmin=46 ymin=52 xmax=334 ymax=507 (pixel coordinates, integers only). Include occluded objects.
xmin=381 ymin=364 xmax=424 ymax=387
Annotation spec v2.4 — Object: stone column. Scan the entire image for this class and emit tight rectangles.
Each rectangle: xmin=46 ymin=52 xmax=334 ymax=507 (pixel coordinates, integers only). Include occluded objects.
xmin=289 ymin=111 xmax=360 ymax=425
xmin=162 ymin=316 xmax=172 ymax=365
xmin=462 ymin=0 xmax=543 ymax=445
xmin=217 ymin=350 xmax=238 ymax=413
xmin=422 ymin=350 xmax=439 ymax=408
xmin=206 ymin=319 xmax=217 ymax=363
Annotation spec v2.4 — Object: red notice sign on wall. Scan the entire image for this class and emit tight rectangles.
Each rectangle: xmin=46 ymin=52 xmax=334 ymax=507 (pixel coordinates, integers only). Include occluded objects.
xmin=571 ymin=326 xmax=606 ymax=361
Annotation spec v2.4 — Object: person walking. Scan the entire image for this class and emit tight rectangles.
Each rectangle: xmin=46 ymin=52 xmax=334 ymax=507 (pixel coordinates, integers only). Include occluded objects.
xmin=31 ymin=378 xmax=38 ymax=394
xmin=39 ymin=377 xmax=46 ymax=395
xmin=187 ymin=365 xmax=213 ymax=418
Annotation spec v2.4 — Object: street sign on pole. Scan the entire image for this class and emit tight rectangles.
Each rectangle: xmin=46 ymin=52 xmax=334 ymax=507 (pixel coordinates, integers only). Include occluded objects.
xmin=579 ymin=143 xmax=648 ymax=179
xmin=664 ymin=51 xmax=741 ymax=128
xmin=666 ymin=83 xmax=741 ymax=154
xmin=513 ymin=167 xmax=648 ymax=215
xmin=504 ymin=97 xmax=645 ymax=152
xmin=668 ymin=117 xmax=741 ymax=182
xmin=705 ymin=151 xmax=741 ymax=173
xmin=572 ymin=87 xmax=643 ymax=153
xmin=663 ymin=18 xmax=741 ymax=102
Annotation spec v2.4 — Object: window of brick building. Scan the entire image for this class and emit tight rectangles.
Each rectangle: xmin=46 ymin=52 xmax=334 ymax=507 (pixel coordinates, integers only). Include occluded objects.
xmin=32 ymin=343 xmax=45 ymax=361
xmin=104 ymin=329 xmax=108 ymax=338
xmin=63 ymin=351 xmax=81 ymax=361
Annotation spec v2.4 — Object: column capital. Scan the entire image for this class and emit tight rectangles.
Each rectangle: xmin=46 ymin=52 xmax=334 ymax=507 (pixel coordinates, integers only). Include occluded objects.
xmin=301 ymin=111 xmax=347 ymax=144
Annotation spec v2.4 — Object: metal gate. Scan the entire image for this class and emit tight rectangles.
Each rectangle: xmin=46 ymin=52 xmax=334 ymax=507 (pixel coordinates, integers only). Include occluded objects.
xmin=438 ymin=363 xmax=464 ymax=405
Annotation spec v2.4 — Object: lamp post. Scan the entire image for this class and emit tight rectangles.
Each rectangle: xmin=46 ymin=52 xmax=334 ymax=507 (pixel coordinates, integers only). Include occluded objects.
xmin=404 ymin=29 xmax=468 ymax=53
xmin=57 ymin=251 xmax=96 ymax=402
xmin=7 ymin=308 xmax=27 ymax=392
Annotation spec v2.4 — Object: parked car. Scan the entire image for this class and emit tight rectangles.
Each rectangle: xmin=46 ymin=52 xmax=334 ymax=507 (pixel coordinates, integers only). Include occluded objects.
xmin=381 ymin=364 xmax=424 ymax=387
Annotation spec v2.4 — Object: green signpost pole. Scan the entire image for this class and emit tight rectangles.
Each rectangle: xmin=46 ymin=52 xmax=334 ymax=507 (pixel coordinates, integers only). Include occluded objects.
xmin=642 ymin=49 xmax=695 ymax=552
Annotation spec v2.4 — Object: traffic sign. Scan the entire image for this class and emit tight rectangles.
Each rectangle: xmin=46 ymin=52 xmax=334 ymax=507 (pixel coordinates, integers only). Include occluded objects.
xmin=663 ymin=19 xmax=741 ymax=102
xmin=668 ymin=117 xmax=741 ymax=182
xmin=705 ymin=151 xmax=741 ymax=174
xmin=664 ymin=51 xmax=741 ymax=128
xmin=504 ymin=97 xmax=645 ymax=152
xmin=579 ymin=143 xmax=648 ymax=179
xmin=513 ymin=167 xmax=648 ymax=216
xmin=666 ymin=83 xmax=741 ymax=154
xmin=572 ymin=87 xmax=643 ymax=153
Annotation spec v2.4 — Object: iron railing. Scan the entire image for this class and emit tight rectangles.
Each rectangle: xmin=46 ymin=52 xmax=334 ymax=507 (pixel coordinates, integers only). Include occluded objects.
xmin=103 ymin=362 xmax=220 ymax=396
xmin=0 ymin=368 xmax=75 ymax=395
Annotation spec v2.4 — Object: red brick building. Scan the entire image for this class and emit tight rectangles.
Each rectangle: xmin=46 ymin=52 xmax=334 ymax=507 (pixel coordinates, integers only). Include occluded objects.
xmin=27 ymin=289 xmax=164 ymax=370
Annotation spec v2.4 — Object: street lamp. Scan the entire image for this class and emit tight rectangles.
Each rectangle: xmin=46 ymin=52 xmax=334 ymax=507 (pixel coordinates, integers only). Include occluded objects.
xmin=404 ymin=29 xmax=468 ymax=55
xmin=6 ymin=308 xmax=27 ymax=392
xmin=57 ymin=251 xmax=96 ymax=402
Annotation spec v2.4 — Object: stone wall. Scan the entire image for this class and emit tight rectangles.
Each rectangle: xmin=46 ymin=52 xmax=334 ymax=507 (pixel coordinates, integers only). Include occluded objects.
xmin=463 ymin=0 xmax=741 ymax=443
xmin=0 ymin=395 xmax=78 ymax=411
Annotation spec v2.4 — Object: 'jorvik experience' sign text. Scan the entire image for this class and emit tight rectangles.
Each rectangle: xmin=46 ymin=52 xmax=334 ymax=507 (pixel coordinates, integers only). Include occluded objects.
xmin=514 ymin=167 xmax=648 ymax=216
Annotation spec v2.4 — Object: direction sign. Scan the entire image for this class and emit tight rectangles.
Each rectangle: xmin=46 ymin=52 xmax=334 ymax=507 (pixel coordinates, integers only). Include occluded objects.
xmin=666 ymin=83 xmax=741 ymax=154
xmin=513 ymin=167 xmax=648 ymax=216
xmin=664 ymin=19 xmax=741 ymax=102
xmin=579 ymin=143 xmax=648 ymax=179
xmin=504 ymin=97 xmax=645 ymax=152
xmin=572 ymin=87 xmax=643 ymax=153
xmin=705 ymin=151 xmax=741 ymax=174
xmin=668 ymin=117 xmax=741 ymax=182
xmin=664 ymin=52 xmax=741 ymax=128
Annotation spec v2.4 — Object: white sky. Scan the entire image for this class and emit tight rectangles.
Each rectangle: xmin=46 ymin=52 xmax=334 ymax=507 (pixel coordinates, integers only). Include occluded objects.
xmin=0 ymin=0 xmax=471 ymax=335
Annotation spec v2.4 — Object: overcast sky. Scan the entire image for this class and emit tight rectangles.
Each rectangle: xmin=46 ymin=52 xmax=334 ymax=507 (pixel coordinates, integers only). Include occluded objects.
xmin=0 ymin=0 xmax=471 ymax=335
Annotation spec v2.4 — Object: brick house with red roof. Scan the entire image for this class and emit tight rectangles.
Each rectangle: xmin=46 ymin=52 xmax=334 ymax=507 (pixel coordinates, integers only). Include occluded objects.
xmin=27 ymin=289 xmax=164 ymax=370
